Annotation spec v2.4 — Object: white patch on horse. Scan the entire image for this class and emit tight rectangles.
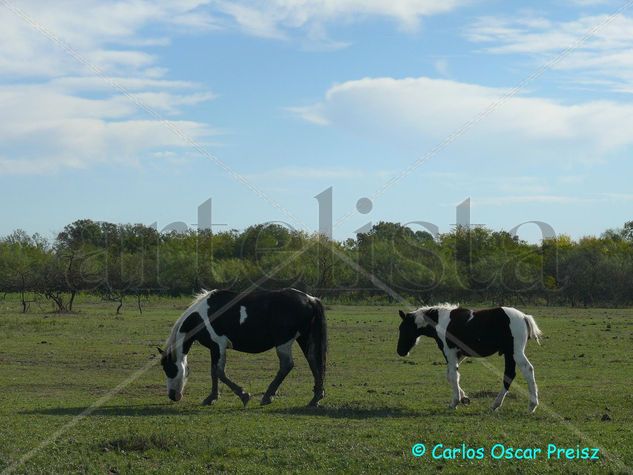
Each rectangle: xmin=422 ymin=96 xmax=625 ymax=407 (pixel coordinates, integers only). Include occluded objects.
xmin=176 ymin=289 xmax=233 ymax=351
xmin=239 ymin=306 xmax=248 ymax=325
xmin=435 ymin=305 xmax=457 ymax=351
xmin=166 ymin=354 xmax=188 ymax=394
xmin=466 ymin=310 xmax=475 ymax=323
xmin=430 ymin=305 xmax=466 ymax=408
xmin=291 ymin=288 xmax=316 ymax=300
xmin=413 ymin=311 xmax=427 ymax=329
xmin=413 ymin=302 xmax=458 ymax=329
xmin=502 ymin=306 xmax=539 ymax=412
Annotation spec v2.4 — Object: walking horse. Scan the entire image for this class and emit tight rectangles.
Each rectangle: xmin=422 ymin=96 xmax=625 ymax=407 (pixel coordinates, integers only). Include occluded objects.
xmin=158 ymin=288 xmax=327 ymax=407
xmin=396 ymin=304 xmax=542 ymax=413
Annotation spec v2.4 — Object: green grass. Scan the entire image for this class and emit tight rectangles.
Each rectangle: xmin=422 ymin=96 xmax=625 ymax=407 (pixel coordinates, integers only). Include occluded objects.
xmin=1 ymin=298 xmax=632 ymax=474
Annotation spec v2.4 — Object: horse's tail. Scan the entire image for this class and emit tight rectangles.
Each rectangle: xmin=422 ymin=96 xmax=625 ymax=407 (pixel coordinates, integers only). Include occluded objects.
xmin=309 ymin=297 xmax=328 ymax=385
xmin=524 ymin=313 xmax=543 ymax=345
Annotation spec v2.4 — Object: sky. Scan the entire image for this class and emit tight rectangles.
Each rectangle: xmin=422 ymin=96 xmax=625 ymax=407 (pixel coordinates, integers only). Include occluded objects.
xmin=1 ymin=0 xmax=633 ymax=243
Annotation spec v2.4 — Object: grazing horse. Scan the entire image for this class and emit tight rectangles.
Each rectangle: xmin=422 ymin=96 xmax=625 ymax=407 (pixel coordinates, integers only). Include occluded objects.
xmin=396 ymin=303 xmax=542 ymax=413
xmin=158 ymin=288 xmax=327 ymax=407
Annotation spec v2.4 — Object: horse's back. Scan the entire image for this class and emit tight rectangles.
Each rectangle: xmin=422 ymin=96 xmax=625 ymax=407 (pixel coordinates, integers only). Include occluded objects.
xmin=207 ymin=288 xmax=317 ymax=352
xmin=446 ymin=307 xmax=513 ymax=357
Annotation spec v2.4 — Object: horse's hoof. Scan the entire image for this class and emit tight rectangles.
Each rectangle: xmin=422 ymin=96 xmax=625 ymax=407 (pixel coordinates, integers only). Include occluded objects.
xmin=461 ymin=396 xmax=471 ymax=405
xmin=201 ymin=396 xmax=218 ymax=406
xmin=528 ymin=401 xmax=538 ymax=413
xmin=448 ymin=402 xmax=458 ymax=410
xmin=260 ymin=393 xmax=275 ymax=406
xmin=240 ymin=392 xmax=251 ymax=407
xmin=307 ymin=391 xmax=324 ymax=407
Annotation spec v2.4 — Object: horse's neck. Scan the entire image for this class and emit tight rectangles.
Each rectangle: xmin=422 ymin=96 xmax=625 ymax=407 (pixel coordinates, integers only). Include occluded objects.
xmin=170 ymin=339 xmax=189 ymax=358
xmin=169 ymin=309 xmax=204 ymax=357
xmin=168 ymin=327 xmax=196 ymax=360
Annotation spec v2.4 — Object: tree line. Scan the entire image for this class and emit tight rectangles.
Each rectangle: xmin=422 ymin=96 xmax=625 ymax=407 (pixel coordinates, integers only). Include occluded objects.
xmin=1 ymin=219 xmax=633 ymax=312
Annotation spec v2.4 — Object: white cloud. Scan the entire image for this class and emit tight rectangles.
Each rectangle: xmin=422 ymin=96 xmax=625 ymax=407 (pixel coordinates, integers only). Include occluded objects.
xmin=466 ymin=14 xmax=633 ymax=54
xmin=285 ymin=105 xmax=331 ymax=126
xmin=473 ymin=192 xmax=633 ymax=207
xmin=466 ymin=14 xmax=633 ymax=90
xmin=567 ymin=0 xmax=612 ymax=5
xmin=217 ymin=3 xmax=286 ymax=39
xmin=246 ymin=165 xmax=396 ymax=182
xmin=123 ymin=91 xmax=217 ymax=114
xmin=290 ymin=76 xmax=633 ymax=161
xmin=473 ymin=195 xmax=592 ymax=206
xmin=420 ymin=172 xmax=552 ymax=195
xmin=0 ymin=0 xmax=219 ymax=174
xmin=0 ymin=1 xmax=216 ymax=77
xmin=50 ymin=76 xmax=199 ymax=92
xmin=0 ymin=120 xmax=213 ymax=175
xmin=0 ymin=84 xmax=218 ymax=174
xmin=213 ymin=0 xmax=471 ymax=41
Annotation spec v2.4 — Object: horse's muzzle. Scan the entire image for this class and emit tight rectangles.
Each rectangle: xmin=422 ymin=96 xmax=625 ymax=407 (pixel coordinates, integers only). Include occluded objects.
xmin=168 ymin=390 xmax=182 ymax=402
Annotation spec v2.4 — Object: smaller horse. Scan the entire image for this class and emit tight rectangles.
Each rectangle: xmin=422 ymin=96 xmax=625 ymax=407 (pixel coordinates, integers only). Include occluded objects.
xmin=158 ymin=288 xmax=327 ymax=407
xmin=396 ymin=304 xmax=542 ymax=413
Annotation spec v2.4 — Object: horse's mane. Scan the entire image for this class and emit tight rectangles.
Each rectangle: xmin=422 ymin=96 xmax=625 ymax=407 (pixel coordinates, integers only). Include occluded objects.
xmin=415 ymin=302 xmax=459 ymax=314
xmin=164 ymin=289 xmax=216 ymax=353
xmin=412 ymin=302 xmax=459 ymax=327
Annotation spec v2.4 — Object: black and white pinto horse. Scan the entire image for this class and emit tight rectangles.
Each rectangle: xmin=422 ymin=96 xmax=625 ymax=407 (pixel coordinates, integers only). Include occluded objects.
xmin=397 ymin=304 xmax=542 ymax=413
xmin=158 ymin=288 xmax=327 ymax=407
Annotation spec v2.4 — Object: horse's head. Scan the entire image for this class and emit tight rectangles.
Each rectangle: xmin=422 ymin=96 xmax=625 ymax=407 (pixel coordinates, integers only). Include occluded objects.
xmin=397 ymin=310 xmax=419 ymax=356
xmin=158 ymin=347 xmax=189 ymax=402
xmin=397 ymin=309 xmax=433 ymax=356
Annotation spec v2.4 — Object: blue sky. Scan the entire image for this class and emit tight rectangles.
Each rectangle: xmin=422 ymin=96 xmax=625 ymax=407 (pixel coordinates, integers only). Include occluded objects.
xmin=1 ymin=0 xmax=633 ymax=242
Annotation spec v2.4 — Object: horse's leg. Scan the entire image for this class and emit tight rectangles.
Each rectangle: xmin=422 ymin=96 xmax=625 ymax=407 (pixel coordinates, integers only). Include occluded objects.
xmin=202 ymin=346 xmax=220 ymax=406
xmin=261 ymin=339 xmax=295 ymax=406
xmin=516 ymin=350 xmax=538 ymax=413
xmin=492 ymin=352 xmax=516 ymax=411
xmin=457 ymin=356 xmax=470 ymax=405
xmin=512 ymin=327 xmax=538 ymax=413
xmin=446 ymin=353 xmax=461 ymax=409
xmin=216 ymin=347 xmax=251 ymax=407
xmin=297 ymin=336 xmax=324 ymax=407
xmin=451 ymin=366 xmax=468 ymax=405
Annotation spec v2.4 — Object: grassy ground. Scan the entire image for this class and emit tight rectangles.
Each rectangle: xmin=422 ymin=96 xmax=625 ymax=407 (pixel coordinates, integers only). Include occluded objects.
xmin=0 ymin=297 xmax=632 ymax=474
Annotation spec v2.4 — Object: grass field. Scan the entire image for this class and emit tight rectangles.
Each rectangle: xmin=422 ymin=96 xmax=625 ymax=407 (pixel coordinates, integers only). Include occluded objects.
xmin=1 ymin=297 xmax=632 ymax=474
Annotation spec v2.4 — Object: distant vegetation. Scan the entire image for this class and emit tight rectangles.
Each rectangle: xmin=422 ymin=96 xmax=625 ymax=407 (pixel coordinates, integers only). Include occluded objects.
xmin=2 ymin=219 xmax=633 ymax=312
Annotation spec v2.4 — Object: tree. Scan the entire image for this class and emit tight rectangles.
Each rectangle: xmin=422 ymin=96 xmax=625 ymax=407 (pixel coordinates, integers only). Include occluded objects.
xmin=622 ymin=221 xmax=633 ymax=242
xmin=0 ymin=231 xmax=48 ymax=312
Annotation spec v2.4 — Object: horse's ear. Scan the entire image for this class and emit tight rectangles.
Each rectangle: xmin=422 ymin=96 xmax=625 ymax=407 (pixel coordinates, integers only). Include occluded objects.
xmin=399 ymin=310 xmax=406 ymax=320
xmin=157 ymin=346 xmax=165 ymax=355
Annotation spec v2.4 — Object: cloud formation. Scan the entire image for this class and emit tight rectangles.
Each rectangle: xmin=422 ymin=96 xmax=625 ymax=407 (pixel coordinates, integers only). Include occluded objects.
xmin=0 ymin=0 xmax=218 ymax=174
xmin=466 ymin=13 xmax=633 ymax=91
xmin=0 ymin=0 xmax=473 ymax=175
xmin=290 ymin=76 xmax=633 ymax=161
xmin=214 ymin=0 xmax=470 ymax=41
